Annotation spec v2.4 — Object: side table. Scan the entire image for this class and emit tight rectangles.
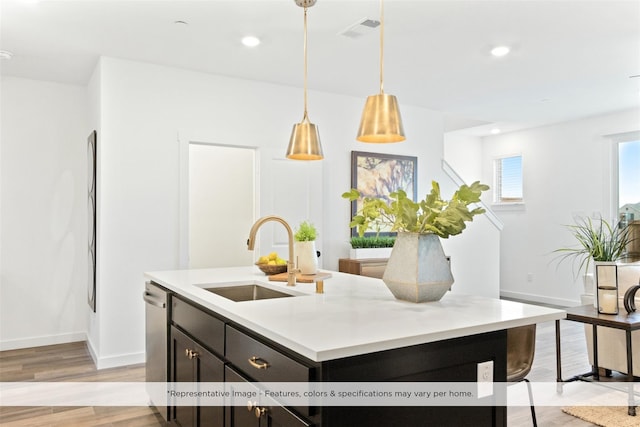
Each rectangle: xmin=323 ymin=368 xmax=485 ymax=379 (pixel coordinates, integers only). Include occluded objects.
xmin=555 ymin=305 xmax=640 ymax=416
xmin=338 ymin=258 xmax=388 ymax=279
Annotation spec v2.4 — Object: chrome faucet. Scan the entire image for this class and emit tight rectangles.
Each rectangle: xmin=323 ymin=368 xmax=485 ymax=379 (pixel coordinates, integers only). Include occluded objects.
xmin=247 ymin=215 xmax=297 ymax=287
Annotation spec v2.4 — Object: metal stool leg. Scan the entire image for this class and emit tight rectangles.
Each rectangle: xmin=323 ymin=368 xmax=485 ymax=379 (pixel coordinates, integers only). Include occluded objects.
xmin=523 ymin=379 xmax=537 ymax=427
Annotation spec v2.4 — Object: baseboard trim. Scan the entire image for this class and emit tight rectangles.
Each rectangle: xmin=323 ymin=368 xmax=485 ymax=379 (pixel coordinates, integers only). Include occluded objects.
xmin=86 ymin=336 xmax=99 ymax=367
xmin=500 ymin=290 xmax=580 ymax=308
xmin=95 ymin=351 xmax=145 ymax=370
xmin=0 ymin=332 xmax=87 ymax=352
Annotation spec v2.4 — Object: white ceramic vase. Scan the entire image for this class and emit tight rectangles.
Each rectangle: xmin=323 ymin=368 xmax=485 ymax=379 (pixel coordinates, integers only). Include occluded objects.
xmin=294 ymin=241 xmax=318 ymax=275
xmin=582 ymin=272 xmax=596 ymax=308
xmin=382 ymin=232 xmax=453 ymax=303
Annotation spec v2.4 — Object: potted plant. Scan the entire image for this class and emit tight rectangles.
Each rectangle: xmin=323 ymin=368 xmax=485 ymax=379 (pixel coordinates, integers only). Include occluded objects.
xmin=349 ymin=236 xmax=396 ymax=259
xmin=342 ymin=180 xmax=489 ymax=302
xmin=554 ymin=217 xmax=632 ymax=299
xmin=294 ymin=220 xmax=318 ymax=275
xmin=554 ymin=217 xmax=632 ymax=274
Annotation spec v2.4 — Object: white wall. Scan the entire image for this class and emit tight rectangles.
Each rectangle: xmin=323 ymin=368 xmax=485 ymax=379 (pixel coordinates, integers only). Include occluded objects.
xmin=0 ymin=76 xmax=88 ymax=350
xmin=444 ymin=132 xmax=483 ymax=184
xmin=0 ymin=57 xmax=500 ymax=364
xmin=481 ymin=109 xmax=640 ymax=306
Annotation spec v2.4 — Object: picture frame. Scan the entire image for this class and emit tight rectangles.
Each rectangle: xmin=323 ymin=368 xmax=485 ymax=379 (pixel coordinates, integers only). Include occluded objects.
xmin=88 ymin=130 xmax=97 ymax=312
xmin=349 ymin=151 xmax=418 ymax=236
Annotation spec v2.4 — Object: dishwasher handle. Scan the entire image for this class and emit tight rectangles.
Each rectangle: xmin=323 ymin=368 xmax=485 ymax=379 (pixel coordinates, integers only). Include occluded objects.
xmin=143 ymin=292 xmax=166 ymax=308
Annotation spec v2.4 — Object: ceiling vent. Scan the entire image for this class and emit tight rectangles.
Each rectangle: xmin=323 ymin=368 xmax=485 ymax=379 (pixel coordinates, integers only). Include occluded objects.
xmin=339 ymin=18 xmax=380 ymax=39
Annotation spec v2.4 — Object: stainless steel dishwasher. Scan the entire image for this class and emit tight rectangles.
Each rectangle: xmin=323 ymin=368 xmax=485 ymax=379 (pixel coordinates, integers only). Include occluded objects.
xmin=143 ymin=281 xmax=169 ymax=422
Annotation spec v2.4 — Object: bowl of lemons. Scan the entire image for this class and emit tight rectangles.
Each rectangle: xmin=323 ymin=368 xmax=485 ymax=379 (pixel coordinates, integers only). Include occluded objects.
xmin=255 ymin=252 xmax=288 ymax=275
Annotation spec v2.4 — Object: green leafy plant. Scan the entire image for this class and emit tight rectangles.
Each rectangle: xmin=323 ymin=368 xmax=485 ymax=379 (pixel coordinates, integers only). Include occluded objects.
xmin=342 ymin=181 xmax=489 ymax=238
xmin=294 ymin=220 xmax=317 ymax=242
xmin=554 ymin=217 xmax=632 ymax=276
xmin=349 ymin=236 xmax=396 ymax=249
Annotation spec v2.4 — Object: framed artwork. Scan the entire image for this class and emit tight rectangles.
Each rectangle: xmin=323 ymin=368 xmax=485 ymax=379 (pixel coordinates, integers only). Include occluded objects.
xmin=350 ymin=151 xmax=417 ymax=236
xmin=87 ymin=130 xmax=97 ymax=312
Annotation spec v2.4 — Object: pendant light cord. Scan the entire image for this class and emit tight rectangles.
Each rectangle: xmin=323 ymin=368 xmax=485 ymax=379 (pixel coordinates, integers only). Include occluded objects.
xmin=302 ymin=6 xmax=309 ymax=122
xmin=379 ymin=0 xmax=385 ymax=94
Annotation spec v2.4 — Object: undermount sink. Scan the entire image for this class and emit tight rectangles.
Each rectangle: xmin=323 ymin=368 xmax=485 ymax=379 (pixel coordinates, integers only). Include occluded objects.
xmin=202 ymin=283 xmax=297 ymax=302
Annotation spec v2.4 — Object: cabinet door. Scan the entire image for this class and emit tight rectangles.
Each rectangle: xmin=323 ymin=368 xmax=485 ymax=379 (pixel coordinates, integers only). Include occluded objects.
xmin=263 ymin=405 xmax=312 ymax=427
xmin=171 ymin=327 xmax=197 ymax=427
xmin=172 ymin=326 xmax=225 ymax=427
xmin=197 ymin=341 xmax=224 ymax=426
xmin=224 ymin=367 xmax=260 ymax=427
xmin=224 ymin=367 xmax=312 ymax=427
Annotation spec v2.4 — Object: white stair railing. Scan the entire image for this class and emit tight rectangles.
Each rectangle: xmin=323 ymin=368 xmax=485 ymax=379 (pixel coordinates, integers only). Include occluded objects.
xmin=442 ymin=159 xmax=503 ymax=231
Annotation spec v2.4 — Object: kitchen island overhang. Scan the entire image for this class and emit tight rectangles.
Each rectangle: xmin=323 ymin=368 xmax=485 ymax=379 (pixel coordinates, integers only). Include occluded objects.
xmin=145 ymin=266 xmax=566 ymax=363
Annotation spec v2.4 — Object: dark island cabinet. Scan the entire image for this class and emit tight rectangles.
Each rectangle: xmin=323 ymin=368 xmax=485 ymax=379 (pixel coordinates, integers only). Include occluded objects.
xmin=170 ymin=326 xmax=224 ymax=427
xmin=169 ymin=295 xmax=316 ymax=427
xmin=161 ymin=286 xmax=507 ymax=427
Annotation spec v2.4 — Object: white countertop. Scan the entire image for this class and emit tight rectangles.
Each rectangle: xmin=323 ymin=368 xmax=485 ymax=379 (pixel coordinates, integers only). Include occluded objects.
xmin=145 ymin=266 xmax=566 ymax=362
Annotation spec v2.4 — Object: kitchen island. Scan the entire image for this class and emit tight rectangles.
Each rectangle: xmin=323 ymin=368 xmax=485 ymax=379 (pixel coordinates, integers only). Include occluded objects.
xmin=145 ymin=266 xmax=565 ymax=427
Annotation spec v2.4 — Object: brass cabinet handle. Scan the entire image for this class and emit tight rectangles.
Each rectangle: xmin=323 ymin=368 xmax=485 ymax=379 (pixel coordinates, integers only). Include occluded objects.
xmin=254 ymin=406 xmax=267 ymax=418
xmin=185 ymin=349 xmax=199 ymax=360
xmin=248 ymin=356 xmax=269 ymax=369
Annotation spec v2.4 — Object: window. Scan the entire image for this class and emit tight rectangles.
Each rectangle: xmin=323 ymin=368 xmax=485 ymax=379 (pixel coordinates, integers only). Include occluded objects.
xmin=618 ymin=140 xmax=640 ymax=222
xmin=494 ymin=155 xmax=523 ymax=204
xmin=617 ymin=140 xmax=640 ymax=260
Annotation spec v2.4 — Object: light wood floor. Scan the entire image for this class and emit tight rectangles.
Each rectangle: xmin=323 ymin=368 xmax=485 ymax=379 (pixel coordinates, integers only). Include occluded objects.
xmin=0 ymin=341 xmax=163 ymax=426
xmin=0 ymin=318 xmax=612 ymax=426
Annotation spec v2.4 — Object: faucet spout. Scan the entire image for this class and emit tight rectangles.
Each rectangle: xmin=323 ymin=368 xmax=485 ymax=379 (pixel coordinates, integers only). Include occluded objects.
xmin=247 ymin=215 xmax=297 ymax=286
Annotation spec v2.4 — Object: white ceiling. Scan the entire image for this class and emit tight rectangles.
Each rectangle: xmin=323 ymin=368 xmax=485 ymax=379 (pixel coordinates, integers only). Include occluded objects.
xmin=2 ymin=0 xmax=639 ymax=134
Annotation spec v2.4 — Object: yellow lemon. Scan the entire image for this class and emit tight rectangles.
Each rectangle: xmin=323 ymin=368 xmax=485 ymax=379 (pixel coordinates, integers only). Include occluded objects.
xmin=268 ymin=252 xmax=278 ymax=261
xmin=257 ymin=256 xmax=269 ymax=264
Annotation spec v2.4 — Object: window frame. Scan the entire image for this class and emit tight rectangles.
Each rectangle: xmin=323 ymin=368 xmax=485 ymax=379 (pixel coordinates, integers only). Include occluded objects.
xmin=492 ymin=153 xmax=524 ymax=209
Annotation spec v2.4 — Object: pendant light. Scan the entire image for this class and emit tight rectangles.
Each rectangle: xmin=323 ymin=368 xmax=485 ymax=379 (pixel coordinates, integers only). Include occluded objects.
xmin=286 ymin=0 xmax=324 ymax=160
xmin=356 ymin=0 xmax=405 ymax=143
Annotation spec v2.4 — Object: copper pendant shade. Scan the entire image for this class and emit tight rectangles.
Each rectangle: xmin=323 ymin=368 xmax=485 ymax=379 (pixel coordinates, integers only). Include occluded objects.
xmin=287 ymin=0 xmax=323 ymax=160
xmin=356 ymin=0 xmax=405 ymax=143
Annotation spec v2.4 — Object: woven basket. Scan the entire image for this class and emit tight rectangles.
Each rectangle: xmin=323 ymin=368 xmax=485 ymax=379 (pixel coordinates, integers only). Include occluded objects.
xmin=255 ymin=263 xmax=287 ymax=275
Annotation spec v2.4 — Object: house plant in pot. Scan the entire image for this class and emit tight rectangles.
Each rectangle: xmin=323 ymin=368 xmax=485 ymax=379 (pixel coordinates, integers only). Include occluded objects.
xmin=294 ymin=220 xmax=318 ymax=275
xmin=349 ymin=235 xmax=396 ymax=259
xmin=342 ymin=180 xmax=489 ymax=302
xmin=554 ymin=217 xmax=632 ymax=310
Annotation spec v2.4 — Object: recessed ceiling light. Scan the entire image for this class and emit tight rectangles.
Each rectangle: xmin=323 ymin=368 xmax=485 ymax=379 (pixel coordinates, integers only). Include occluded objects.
xmin=490 ymin=128 xmax=501 ymax=135
xmin=490 ymin=46 xmax=510 ymax=57
xmin=241 ymin=36 xmax=261 ymax=47
xmin=0 ymin=50 xmax=13 ymax=60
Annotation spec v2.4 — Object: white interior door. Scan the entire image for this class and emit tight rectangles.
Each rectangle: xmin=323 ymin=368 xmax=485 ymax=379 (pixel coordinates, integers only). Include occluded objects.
xmin=185 ymin=142 xmax=256 ymax=268
xmin=255 ymin=149 xmax=323 ymax=268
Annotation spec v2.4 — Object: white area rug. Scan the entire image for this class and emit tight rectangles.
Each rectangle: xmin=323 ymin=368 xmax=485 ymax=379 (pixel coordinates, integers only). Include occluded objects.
xmin=562 ymin=406 xmax=640 ymax=427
